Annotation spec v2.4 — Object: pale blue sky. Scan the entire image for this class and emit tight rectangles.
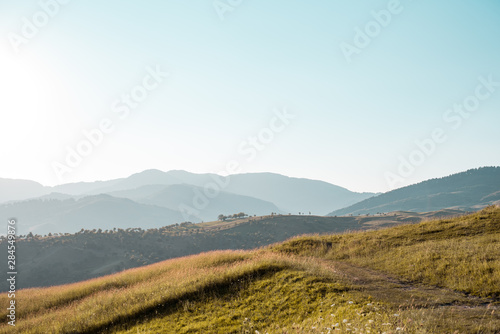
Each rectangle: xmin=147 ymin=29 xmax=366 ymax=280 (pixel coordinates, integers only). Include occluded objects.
xmin=0 ymin=0 xmax=499 ymax=192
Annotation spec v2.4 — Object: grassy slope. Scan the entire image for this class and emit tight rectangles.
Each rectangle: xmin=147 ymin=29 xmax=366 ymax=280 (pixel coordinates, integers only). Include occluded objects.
xmin=276 ymin=205 xmax=500 ymax=297
xmin=9 ymin=211 xmax=458 ymax=290
xmin=0 ymin=207 xmax=499 ymax=333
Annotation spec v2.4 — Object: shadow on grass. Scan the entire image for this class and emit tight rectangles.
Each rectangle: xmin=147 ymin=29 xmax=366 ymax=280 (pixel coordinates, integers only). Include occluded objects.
xmin=75 ymin=265 xmax=287 ymax=334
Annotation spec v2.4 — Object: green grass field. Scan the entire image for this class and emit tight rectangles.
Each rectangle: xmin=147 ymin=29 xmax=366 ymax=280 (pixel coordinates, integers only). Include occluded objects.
xmin=1 ymin=207 xmax=499 ymax=333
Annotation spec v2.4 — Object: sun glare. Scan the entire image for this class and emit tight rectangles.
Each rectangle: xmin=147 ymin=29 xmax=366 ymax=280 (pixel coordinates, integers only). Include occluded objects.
xmin=0 ymin=51 xmax=43 ymax=155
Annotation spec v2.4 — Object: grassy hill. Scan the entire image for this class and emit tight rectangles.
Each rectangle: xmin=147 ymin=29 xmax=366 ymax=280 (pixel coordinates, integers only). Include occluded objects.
xmin=1 ymin=207 xmax=498 ymax=333
xmin=329 ymin=167 xmax=500 ymax=216
xmin=3 ymin=210 xmax=464 ymax=290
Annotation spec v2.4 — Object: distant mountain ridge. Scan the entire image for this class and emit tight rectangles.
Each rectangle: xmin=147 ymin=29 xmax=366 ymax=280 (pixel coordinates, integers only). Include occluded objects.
xmin=1 ymin=170 xmax=376 ymax=216
xmin=110 ymin=183 xmax=284 ymax=221
xmin=0 ymin=170 xmax=376 ymax=234
xmin=70 ymin=170 xmax=376 ymax=214
xmin=221 ymin=172 xmax=375 ymax=214
xmin=2 ymin=167 xmax=498 ymax=235
xmin=0 ymin=178 xmax=49 ymax=203
xmin=328 ymin=167 xmax=500 ymax=216
xmin=0 ymin=194 xmax=184 ymax=235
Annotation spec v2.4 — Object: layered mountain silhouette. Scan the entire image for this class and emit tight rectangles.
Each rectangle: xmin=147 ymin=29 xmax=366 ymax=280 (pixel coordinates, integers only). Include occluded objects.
xmin=53 ymin=170 xmax=376 ymax=214
xmin=0 ymin=194 xmax=183 ymax=235
xmin=0 ymin=170 xmax=376 ymax=235
xmin=2 ymin=167 xmax=499 ymax=235
xmin=0 ymin=178 xmax=49 ymax=203
xmin=110 ymin=183 xmax=283 ymax=221
xmin=329 ymin=167 xmax=500 ymax=216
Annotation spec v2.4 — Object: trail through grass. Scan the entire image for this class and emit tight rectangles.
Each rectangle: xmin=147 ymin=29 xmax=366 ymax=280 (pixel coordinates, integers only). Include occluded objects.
xmin=1 ymin=207 xmax=499 ymax=333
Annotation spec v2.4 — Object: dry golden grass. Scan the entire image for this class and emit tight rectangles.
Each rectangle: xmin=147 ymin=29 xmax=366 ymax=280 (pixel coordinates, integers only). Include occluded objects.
xmin=275 ymin=205 xmax=500 ymax=297
xmin=0 ymin=207 xmax=499 ymax=333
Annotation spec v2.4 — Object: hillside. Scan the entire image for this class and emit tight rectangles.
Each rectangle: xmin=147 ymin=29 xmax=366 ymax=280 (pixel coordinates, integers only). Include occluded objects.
xmin=0 ymin=195 xmax=184 ymax=235
xmin=0 ymin=210 xmax=463 ymax=291
xmin=111 ymin=183 xmax=284 ymax=221
xmin=0 ymin=211 xmax=463 ymax=291
xmin=0 ymin=207 xmax=498 ymax=333
xmin=329 ymin=167 xmax=500 ymax=216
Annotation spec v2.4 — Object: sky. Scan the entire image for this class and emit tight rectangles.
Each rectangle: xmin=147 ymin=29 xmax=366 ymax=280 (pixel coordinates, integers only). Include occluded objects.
xmin=0 ymin=0 xmax=499 ymax=193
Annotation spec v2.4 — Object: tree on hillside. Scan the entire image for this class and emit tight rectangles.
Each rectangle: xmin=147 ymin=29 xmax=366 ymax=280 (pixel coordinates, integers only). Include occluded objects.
xmin=218 ymin=214 xmax=227 ymax=221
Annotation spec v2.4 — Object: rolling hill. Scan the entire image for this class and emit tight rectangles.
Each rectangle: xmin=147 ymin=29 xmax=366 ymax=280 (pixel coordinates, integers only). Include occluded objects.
xmin=3 ymin=209 xmax=465 ymax=291
xmin=1 ymin=207 xmax=498 ymax=333
xmin=0 ymin=194 xmax=184 ymax=235
xmin=329 ymin=167 xmax=500 ymax=216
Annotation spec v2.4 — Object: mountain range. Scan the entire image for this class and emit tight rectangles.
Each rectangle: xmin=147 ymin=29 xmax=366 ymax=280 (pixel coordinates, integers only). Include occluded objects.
xmin=0 ymin=170 xmax=375 ymax=234
xmin=329 ymin=166 xmax=500 ymax=216
xmin=0 ymin=194 xmax=184 ymax=235
xmin=1 ymin=167 xmax=499 ymax=235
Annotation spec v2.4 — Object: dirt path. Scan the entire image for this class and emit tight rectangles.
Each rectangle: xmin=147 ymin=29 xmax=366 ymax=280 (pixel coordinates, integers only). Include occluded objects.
xmin=329 ymin=260 xmax=498 ymax=307
xmin=318 ymin=259 xmax=500 ymax=332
